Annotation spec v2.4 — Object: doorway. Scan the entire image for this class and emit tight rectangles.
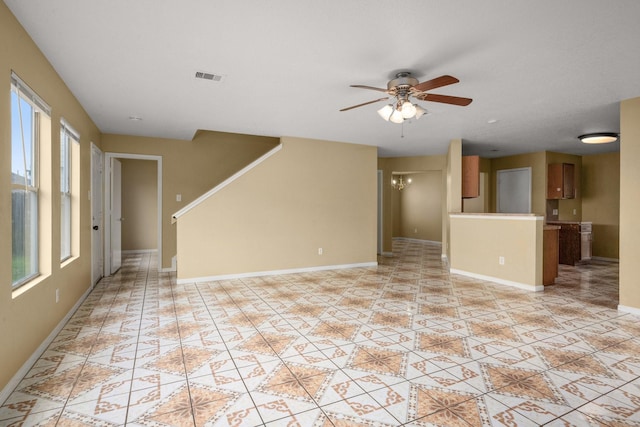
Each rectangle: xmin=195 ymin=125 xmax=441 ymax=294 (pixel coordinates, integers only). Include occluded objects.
xmin=104 ymin=152 xmax=163 ymax=275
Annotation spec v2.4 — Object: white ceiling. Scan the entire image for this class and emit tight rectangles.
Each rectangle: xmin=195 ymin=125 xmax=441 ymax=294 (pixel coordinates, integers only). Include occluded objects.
xmin=5 ymin=0 xmax=640 ymax=158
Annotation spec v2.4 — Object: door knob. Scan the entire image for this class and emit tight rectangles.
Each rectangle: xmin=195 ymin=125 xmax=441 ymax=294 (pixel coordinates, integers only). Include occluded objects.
xmin=93 ymin=225 xmax=99 ymax=230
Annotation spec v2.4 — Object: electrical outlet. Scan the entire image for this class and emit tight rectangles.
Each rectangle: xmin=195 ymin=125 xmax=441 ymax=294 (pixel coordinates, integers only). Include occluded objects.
xmin=176 ymin=194 xmax=182 ymax=202
xmin=55 ymin=288 xmax=60 ymax=303
xmin=573 ymin=208 xmax=577 ymax=215
xmin=318 ymin=247 xmax=323 ymax=255
xmin=414 ymin=228 xmax=418 ymax=233
xmin=499 ymin=256 xmax=505 ymax=265
xmin=552 ymin=209 xmax=558 ymax=215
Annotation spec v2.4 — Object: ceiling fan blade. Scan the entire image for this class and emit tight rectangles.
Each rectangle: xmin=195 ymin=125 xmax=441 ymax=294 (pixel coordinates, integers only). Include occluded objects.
xmin=416 ymin=93 xmax=473 ymax=106
xmin=413 ymin=75 xmax=459 ymax=92
xmin=340 ymin=97 xmax=389 ymax=111
xmin=350 ymin=85 xmax=390 ymax=93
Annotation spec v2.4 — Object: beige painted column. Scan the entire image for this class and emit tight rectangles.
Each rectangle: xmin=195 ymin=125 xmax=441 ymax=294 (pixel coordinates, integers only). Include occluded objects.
xmin=619 ymin=97 xmax=640 ymax=313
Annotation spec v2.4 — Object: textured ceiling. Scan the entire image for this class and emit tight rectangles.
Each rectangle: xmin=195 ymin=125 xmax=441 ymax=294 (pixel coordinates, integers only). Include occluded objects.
xmin=5 ymin=0 xmax=640 ymax=158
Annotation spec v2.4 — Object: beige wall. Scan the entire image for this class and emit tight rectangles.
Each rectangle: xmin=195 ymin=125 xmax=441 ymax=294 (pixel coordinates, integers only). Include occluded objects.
xmin=101 ymin=131 xmax=279 ymax=268
xmin=450 ymin=214 xmax=543 ymax=289
xmin=176 ymin=137 xmax=378 ymax=279
xmin=0 ymin=3 xmax=101 ymax=392
xmin=398 ymin=172 xmax=443 ymax=241
xmin=582 ymin=152 xmax=619 ymax=259
xmin=620 ymin=97 xmax=640 ymax=311
xmin=445 ymin=139 xmax=463 ymax=260
xmin=121 ymin=159 xmax=158 ymax=251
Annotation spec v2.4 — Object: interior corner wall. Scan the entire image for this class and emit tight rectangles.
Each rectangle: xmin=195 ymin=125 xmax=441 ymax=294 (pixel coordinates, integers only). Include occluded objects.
xmin=445 ymin=139 xmax=462 ymax=260
xmin=1 ymin=3 xmax=101 ymax=394
xmin=101 ymin=131 xmax=279 ymax=269
xmin=176 ymin=137 xmax=378 ymax=280
xmin=581 ymin=152 xmax=619 ymax=259
xmin=120 ymin=159 xmax=158 ymax=251
xmin=619 ymin=97 xmax=640 ymax=311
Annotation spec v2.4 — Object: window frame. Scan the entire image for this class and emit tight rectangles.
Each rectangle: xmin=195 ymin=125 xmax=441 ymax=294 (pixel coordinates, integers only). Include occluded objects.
xmin=11 ymin=72 xmax=50 ymax=289
xmin=60 ymin=120 xmax=79 ymax=263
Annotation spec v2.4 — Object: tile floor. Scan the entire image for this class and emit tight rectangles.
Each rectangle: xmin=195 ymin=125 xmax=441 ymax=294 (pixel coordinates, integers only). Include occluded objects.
xmin=1 ymin=239 xmax=639 ymax=426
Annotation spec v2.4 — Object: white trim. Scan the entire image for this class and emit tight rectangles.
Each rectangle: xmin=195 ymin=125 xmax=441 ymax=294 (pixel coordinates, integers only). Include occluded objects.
xmin=104 ymin=153 xmax=163 ymax=274
xmin=441 ymin=254 xmax=449 ymax=266
xmin=591 ymin=256 xmax=619 ymax=263
xmin=122 ymin=249 xmax=157 ymax=254
xmin=172 ymin=143 xmax=282 ymax=222
xmin=0 ymin=285 xmax=92 ymax=405
xmin=449 ymin=268 xmax=544 ymax=292
xmin=177 ymin=261 xmax=378 ymax=285
xmin=617 ymin=305 xmax=640 ymax=316
xmin=381 ymin=252 xmax=394 ymax=257
xmin=160 ymin=255 xmax=177 ymax=273
xmin=393 ymin=237 xmax=442 ymax=245
xmin=449 ymin=213 xmax=541 ymax=221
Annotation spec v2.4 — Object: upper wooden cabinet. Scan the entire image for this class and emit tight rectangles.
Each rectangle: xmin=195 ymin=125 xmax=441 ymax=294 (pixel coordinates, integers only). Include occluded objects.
xmin=547 ymin=163 xmax=575 ymax=199
xmin=462 ymin=155 xmax=480 ymax=198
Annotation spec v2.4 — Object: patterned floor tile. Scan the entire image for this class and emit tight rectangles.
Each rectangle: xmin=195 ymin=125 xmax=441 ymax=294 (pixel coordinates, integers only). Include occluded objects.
xmin=2 ymin=245 xmax=636 ymax=426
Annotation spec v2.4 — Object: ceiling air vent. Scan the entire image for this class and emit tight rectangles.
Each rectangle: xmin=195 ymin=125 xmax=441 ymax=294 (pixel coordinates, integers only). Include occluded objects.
xmin=195 ymin=71 xmax=224 ymax=82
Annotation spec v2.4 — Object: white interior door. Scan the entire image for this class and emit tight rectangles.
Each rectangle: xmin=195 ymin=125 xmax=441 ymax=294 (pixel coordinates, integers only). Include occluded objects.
xmin=110 ymin=158 xmax=122 ymax=273
xmin=497 ymin=167 xmax=532 ymax=213
xmin=91 ymin=144 xmax=104 ymax=285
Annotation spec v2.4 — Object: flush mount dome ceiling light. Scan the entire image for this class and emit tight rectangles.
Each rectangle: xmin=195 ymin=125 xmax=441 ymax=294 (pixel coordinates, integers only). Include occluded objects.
xmin=578 ymin=132 xmax=619 ymax=144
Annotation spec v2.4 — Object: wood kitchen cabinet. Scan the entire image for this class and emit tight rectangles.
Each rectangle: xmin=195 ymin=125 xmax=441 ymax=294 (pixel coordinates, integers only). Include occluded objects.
xmin=543 ymin=225 xmax=560 ymax=285
xmin=462 ymin=155 xmax=480 ymax=198
xmin=547 ymin=221 xmax=592 ymax=266
xmin=547 ymin=163 xmax=575 ymax=199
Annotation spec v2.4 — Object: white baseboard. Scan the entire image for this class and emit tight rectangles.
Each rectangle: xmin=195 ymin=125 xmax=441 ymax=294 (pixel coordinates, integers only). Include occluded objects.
xmin=449 ymin=268 xmax=544 ymax=292
xmin=177 ymin=261 xmax=378 ymax=285
xmin=0 ymin=284 xmax=93 ymax=405
xmin=591 ymin=256 xmax=619 ymax=263
xmin=160 ymin=255 xmax=177 ymax=273
xmin=122 ymin=249 xmax=157 ymax=254
xmin=380 ymin=252 xmax=394 ymax=257
xmin=393 ymin=237 xmax=442 ymax=245
xmin=618 ymin=304 xmax=640 ymax=316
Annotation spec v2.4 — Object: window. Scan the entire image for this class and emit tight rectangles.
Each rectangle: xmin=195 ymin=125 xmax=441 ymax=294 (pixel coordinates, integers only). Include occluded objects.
xmin=60 ymin=121 xmax=79 ymax=262
xmin=11 ymin=73 xmax=50 ymax=288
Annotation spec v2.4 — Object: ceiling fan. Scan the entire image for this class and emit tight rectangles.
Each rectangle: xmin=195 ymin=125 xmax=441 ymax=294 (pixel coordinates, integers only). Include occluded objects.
xmin=340 ymin=72 xmax=472 ymax=123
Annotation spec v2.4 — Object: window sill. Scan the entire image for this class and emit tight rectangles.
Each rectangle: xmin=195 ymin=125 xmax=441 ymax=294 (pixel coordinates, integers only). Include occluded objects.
xmin=12 ymin=273 xmax=49 ymax=300
xmin=61 ymin=255 xmax=78 ymax=269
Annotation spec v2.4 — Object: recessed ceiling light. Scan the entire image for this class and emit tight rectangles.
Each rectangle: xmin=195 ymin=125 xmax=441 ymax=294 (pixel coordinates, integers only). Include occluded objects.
xmin=128 ymin=116 xmax=143 ymax=121
xmin=487 ymin=119 xmax=498 ymax=124
xmin=578 ymin=132 xmax=618 ymax=144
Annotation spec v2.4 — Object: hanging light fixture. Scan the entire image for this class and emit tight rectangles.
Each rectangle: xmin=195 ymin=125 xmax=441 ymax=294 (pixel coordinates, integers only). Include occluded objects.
xmin=578 ymin=133 xmax=619 ymax=144
xmin=392 ymin=175 xmax=412 ymax=190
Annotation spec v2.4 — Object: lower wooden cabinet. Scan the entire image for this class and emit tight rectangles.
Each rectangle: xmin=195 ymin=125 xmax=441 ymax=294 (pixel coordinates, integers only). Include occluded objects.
xmin=547 ymin=221 xmax=592 ymax=266
xmin=543 ymin=226 xmax=559 ymax=285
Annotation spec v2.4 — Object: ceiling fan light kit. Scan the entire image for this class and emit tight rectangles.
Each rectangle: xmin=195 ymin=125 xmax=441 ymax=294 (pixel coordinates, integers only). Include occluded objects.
xmin=341 ymin=71 xmax=472 ymax=124
xmin=578 ymin=132 xmax=618 ymax=144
